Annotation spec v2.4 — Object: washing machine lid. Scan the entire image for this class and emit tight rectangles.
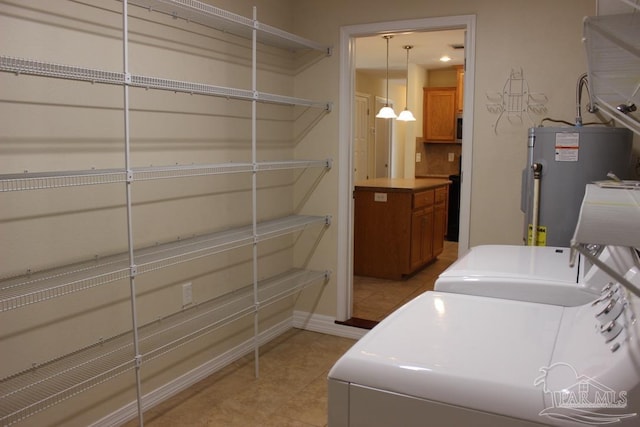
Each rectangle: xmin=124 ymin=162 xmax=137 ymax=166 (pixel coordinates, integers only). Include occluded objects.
xmin=439 ymin=245 xmax=579 ymax=283
xmin=329 ymin=291 xmax=563 ymax=422
xmin=435 ymin=275 xmax=598 ymax=306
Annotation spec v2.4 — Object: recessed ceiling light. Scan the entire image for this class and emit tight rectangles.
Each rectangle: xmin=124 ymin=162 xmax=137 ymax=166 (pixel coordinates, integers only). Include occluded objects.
xmin=440 ymin=55 xmax=451 ymax=62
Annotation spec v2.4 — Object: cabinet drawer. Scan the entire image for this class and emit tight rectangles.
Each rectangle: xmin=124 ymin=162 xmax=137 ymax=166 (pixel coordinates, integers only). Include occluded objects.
xmin=413 ymin=190 xmax=434 ymax=209
xmin=435 ymin=186 xmax=448 ymax=204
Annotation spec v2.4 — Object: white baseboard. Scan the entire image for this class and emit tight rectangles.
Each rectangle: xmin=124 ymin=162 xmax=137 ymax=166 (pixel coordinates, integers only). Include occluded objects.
xmin=92 ymin=312 xmax=365 ymax=426
xmin=293 ymin=310 xmax=368 ymax=340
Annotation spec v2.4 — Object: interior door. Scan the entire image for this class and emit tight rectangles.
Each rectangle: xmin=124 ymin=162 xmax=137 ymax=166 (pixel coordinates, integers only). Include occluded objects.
xmin=354 ymin=93 xmax=370 ymax=182
xmin=374 ymin=96 xmax=393 ymax=178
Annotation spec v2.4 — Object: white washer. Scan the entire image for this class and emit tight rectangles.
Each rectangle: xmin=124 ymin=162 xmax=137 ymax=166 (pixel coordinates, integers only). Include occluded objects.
xmin=435 ymin=245 xmax=633 ymax=305
xmin=329 ymin=269 xmax=640 ymax=426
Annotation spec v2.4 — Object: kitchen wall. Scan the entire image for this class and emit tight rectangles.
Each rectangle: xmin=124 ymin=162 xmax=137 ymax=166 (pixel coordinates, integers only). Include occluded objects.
xmin=415 ymin=143 xmax=462 ymax=177
xmin=355 ymin=70 xmax=408 ymax=179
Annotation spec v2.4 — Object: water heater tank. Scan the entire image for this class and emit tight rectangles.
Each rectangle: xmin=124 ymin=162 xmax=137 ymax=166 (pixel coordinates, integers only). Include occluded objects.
xmin=521 ymin=126 xmax=632 ymax=247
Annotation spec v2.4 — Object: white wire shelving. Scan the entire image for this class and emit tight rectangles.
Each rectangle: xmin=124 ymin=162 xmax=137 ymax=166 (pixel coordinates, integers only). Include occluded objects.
xmin=584 ymin=12 xmax=640 ymax=136
xmin=0 ymin=268 xmax=329 ymax=426
xmin=0 ymin=214 xmax=330 ymax=312
xmin=0 ymin=159 xmax=332 ymax=192
xmin=0 ymin=56 xmax=332 ymax=111
xmin=1 ymin=0 xmax=333 ymax=425
xmin=127 ymin=0 xmax=332 ymax=54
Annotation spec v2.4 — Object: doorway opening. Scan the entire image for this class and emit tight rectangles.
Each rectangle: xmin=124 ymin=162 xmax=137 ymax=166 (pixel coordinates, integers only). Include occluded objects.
xmin=336 ymin=15 xmax=476 ymax=323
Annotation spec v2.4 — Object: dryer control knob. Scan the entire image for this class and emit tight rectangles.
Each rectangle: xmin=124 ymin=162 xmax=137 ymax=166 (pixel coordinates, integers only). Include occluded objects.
xmin=600 ymin=319 xmax=623 ymax=343
xmin=596 ymin=298 xmax=625 ymax=323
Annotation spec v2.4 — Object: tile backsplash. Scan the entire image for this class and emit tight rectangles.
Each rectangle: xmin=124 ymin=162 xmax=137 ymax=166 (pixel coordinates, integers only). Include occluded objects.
xmin=415 ymin=138 xmax=462 ymax=177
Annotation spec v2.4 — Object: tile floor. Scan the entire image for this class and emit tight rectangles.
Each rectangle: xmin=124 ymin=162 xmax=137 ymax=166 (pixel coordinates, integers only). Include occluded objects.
xmin=124 ymin=241 xmax=458 ymax=426
xmin=124 ymin=329 xmax=356 ymax=427
xmin=353 ymin=241 xmax=459 ymax=322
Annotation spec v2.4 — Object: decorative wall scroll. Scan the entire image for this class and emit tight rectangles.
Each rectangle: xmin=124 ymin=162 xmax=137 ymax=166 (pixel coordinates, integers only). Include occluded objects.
xmin=486 ymin=68 xmax=548 ymax=134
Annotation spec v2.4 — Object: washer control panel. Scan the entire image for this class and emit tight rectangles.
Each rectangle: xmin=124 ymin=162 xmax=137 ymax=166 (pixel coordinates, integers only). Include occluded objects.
xmin=592 ymin=281 xmax=636 ymax=352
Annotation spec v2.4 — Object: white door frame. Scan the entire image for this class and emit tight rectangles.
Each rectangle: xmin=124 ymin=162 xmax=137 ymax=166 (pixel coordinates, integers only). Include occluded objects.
xmin=336 ymin=15 xmax=476 ymax=321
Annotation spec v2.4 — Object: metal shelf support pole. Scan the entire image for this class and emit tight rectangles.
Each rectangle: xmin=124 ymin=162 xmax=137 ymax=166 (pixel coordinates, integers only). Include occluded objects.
xmin=122 ymin=1 xmax=145 ymax=425
xmin=252 ymin=6 xmax=260 ymax=380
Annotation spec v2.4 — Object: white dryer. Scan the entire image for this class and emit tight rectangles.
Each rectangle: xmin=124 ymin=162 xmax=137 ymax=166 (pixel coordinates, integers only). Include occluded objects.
xmin=329 ymin=269 xmax=640 ymax=427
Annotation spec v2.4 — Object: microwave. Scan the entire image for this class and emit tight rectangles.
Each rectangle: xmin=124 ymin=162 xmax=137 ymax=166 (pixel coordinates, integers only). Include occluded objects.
xmin=456 ymin=113 xmax=463 ymax=142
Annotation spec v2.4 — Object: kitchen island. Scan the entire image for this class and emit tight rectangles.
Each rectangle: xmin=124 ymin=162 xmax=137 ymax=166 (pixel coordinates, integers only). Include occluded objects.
xmin=354 ymin=178 xmax=451 ymax=279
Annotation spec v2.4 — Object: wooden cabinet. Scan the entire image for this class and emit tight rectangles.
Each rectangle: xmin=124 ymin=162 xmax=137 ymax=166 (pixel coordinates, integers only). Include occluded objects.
xmin=410 ymin=191 xmax=435 ymax=271
xmin=433 ymin=186 xmax=448 ymax=256
xmin=354 ymin=180 xmax=449 ymax=280
xmin=423 ymin=87 xmax=457 ymax=141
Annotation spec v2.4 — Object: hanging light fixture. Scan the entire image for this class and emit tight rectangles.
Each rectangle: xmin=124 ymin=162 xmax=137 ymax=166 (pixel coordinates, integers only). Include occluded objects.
xmin=397 ymin=45 xmax=416 ymax=122
xmin=376 ymin=35 xmax=397 ymax=119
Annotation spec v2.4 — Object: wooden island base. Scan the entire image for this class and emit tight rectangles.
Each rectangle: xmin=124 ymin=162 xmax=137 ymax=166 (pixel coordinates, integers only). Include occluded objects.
xmin=354 ymin=178 xmax=451 ymax=280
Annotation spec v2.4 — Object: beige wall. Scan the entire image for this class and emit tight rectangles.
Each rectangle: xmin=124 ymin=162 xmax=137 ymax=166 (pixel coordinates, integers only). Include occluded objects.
xmin=0 ymin=0 xmax=305 ymax=425
xmin=428 ymin=67 xmax=458 ymax=87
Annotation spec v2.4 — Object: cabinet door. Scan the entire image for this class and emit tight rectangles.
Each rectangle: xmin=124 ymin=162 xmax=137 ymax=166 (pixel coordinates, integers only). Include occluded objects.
xmin=410 ymin=207 xmax=434 ymax=270
xmin=421 ymin=207 xmax=435 ymax=263
xmin=410 ymin=209 xmax=424 ymax=270
xmin=433 ymin=202 xmax=446 ymax=256
xmin=423 ymin=88 xmax=456 ymax=141
xmin=432 ymin=186 xmax=448 ymax=256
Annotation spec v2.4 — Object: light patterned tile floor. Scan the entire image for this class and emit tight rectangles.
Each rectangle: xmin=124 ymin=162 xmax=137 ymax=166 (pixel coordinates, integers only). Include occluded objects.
xmin=123 ymin=330 xmax=356 ymax=427
xmin=353 ymin=241 xmax=459 ymax=321
xmin=124 ymin=242 xmax=458 ymax=426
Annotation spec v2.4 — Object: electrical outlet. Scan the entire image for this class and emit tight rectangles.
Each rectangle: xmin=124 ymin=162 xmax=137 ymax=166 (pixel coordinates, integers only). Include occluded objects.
xmin=374 ymin=192 xmax=388 ymax=202
xmin=448 ymin=152 xmax=455 ymax=162
xmin=416 ymin=152 xmax=422 ymax=162
xmin=182 ymin=282 xmax=193 ymax=306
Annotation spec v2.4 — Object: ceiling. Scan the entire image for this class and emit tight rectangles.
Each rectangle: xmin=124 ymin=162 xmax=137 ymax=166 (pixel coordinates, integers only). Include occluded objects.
xmin=355 ymin=29 xmax=465 ymax=76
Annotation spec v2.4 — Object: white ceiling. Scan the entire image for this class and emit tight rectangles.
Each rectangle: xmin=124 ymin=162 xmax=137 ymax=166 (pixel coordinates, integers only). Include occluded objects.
xmin=355 ymin=29 xmax=465 ymax=76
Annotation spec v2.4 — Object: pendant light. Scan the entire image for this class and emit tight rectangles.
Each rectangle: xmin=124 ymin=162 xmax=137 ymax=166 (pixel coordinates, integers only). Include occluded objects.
xmin=376 ymin=35 xmax=397 ymax=119
xmin=397 ymin=45 xmax=416 ymax=122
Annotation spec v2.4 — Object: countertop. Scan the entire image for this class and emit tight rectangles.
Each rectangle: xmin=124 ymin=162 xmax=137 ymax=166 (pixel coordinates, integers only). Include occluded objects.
xmin=415 ymin=174 xmax=453 ymax=179
xmin=354 ymin=177 xmax=451 ymax=192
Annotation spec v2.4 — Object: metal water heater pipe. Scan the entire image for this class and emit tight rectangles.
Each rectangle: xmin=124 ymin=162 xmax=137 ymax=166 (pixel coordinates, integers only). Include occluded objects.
xmin=531 ymin=163 xmax=543 ymax=246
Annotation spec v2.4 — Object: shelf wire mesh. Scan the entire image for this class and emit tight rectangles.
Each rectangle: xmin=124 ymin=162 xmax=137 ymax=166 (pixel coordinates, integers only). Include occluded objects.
xmin=0 ymin=215 xmax=329 ymax=312
xmin=0 ymin=55 xmax=330 ymax=110
xmin=127 ymin=0 xmax=330 ymax=53
xmin=0 ymin=160 xmax=329 ymax=192
xmin=0 ymin=268 xmax=327 ymax=426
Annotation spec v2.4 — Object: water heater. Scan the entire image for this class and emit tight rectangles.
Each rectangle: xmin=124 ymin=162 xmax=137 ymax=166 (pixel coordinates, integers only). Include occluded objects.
xmin=521 ymin=126 xmax=632 ymax=247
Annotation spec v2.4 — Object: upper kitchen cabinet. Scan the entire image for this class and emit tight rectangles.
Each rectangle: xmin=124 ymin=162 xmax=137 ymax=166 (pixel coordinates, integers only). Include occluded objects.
xmin=423 ymin=87 xmax=457 ymax=142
